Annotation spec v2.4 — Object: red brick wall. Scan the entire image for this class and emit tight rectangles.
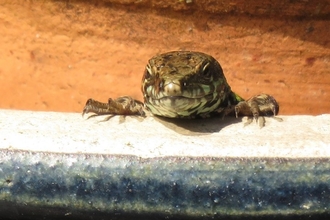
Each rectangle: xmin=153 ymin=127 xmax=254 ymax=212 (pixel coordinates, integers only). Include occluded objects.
xmin=1 ymin=0 xmax=329 ymax=115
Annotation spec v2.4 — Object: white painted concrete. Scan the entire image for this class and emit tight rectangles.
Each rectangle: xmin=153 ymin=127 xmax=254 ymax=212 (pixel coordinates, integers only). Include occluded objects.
xmin=0 ymin=109 xmax=329 ymax=158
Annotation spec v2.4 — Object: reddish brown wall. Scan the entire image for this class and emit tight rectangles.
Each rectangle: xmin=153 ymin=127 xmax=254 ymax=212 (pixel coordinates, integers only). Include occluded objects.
xmin=0 ymin=0 xmax=329 ymax=115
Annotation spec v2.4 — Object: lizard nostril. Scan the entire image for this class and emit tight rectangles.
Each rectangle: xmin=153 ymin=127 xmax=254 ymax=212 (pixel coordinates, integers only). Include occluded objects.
xmin=159 ymin=80 xmax=164 ymax=91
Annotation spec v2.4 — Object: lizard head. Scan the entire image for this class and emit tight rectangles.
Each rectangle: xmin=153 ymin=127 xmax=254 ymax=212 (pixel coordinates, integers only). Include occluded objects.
xmin=142 ymin=51 xmax=231 ymax=118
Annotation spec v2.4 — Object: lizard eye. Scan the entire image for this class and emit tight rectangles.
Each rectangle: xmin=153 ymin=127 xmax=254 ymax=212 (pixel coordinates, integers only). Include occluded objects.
xmin=143 ymin=67 xmax=152 ymax=80
xmin=201 ymin=63 xmax=211 ymax=78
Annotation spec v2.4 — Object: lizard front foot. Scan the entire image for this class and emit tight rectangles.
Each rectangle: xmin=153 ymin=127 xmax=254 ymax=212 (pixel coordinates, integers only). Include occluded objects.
xmin=235 ymin=94 xmax=282 ymax=127
xmin=82 ymin=96 xmax=146 ymax=119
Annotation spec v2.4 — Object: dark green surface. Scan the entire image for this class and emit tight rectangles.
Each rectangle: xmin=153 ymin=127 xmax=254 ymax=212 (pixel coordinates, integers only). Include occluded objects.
xmin=0 ymin=150 xmax=330 ymax=219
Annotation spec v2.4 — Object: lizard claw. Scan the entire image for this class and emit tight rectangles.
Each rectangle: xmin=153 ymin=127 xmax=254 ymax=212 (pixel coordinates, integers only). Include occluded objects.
xmin=235 ymin=94 xmax=281 ymax=127
xmin=82 ymin=96 xmax=146 ymax=119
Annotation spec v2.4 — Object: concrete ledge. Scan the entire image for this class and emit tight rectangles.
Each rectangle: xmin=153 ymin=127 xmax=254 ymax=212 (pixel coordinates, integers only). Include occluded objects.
xmin=0 ymin=109 xmax=330 ymax=219
xmin=1 ymin=109 xmax=329 ymax=158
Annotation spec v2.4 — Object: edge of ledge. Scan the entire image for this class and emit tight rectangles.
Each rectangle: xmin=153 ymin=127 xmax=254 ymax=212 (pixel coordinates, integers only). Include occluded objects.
xmin=1 ymin=150 xmax=330 ymax=218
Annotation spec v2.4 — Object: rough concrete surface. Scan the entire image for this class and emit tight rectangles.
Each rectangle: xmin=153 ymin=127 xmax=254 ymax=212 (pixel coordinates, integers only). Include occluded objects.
xmin=0 ymin=109 xmax=329 ymax=157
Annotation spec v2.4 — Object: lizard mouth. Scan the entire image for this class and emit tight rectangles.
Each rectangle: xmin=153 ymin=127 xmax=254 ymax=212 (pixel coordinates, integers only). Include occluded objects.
xmin=145 ymin=81 xmax=215 ymax=101
xmin=145 ymin=93 xmax=220 ymax=118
